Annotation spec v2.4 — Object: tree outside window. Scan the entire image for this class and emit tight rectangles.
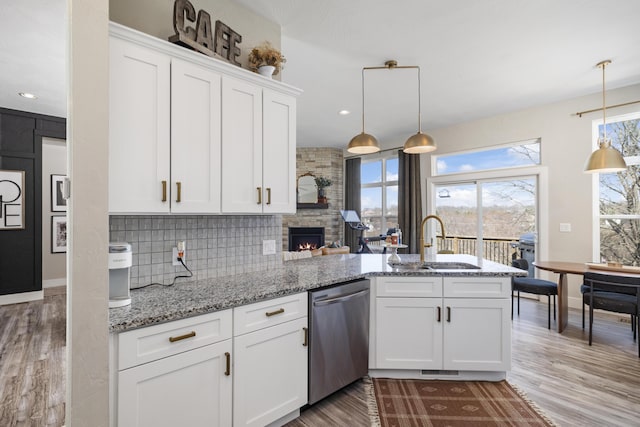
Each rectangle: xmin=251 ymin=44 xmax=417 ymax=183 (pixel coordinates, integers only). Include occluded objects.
xmin=361 ymin=155 xmax=398 ymax=237
xmin=597 ymin=112 xmax=640 ymax=265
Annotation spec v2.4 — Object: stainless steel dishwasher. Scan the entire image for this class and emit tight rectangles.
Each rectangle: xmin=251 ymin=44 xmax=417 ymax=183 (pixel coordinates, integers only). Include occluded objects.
xmin=308 ymin=279 xmax=370 ymax=404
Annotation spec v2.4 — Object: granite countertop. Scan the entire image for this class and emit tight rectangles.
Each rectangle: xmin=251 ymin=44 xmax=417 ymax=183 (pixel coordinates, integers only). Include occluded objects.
xmin=109 ymin=253 xmax=526 ymax=333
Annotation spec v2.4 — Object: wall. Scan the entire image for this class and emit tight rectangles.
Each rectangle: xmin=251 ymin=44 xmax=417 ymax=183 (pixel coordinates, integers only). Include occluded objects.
xmin=109 ymin=0 xmax=281 ymax=78
xmin=41 ymin=137 xmax=67 ymax=287
xmin=418 ymin=83 xmax=640 ymax=307
xmin=282 ymin=148 xmax=344 ymax=250
xmin=110 ymin=215 xmax=282 ymax=287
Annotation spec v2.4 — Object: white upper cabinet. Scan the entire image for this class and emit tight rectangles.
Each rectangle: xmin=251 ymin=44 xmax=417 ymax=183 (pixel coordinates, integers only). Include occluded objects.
xmin=171 ymin=59 xmax=222 ymax=213
xmin=109 ymin=37 xmax=171 ymax=213
xmin=221 ymin=77 xmax=263 ymax=213
xmin=108 ymin=23 xmax=301 ymax=215
xmin=263 ymin=90 xmax=296 ymax=213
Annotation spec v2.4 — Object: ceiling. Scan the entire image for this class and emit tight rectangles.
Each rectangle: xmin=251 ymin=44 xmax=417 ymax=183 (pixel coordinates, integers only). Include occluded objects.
xmin=3 ymin=1 xmax=640 ymax=150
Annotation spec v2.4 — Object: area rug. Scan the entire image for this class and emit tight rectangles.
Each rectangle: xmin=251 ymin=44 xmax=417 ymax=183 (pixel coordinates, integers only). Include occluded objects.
xmin=366 ymin=378 xmax=557 ymax=427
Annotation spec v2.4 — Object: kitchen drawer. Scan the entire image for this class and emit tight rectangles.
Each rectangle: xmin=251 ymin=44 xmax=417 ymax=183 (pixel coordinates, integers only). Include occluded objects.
xmin=233 ymin=292 xmax=307 ymax=336
xmin=118 ymin=309 xmax=232 ymax=370
xmin=376 ymin=276 xmax=443 ymax=298
xmin=443 ymin=277 xmax=511 ymax=298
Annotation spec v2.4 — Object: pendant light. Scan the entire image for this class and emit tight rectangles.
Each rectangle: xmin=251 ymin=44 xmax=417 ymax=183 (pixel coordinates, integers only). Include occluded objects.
xmin=347 ymin=60 xmax=436 ymax=154
xmin=403 ymin=66 xmax=436 ymax=154
xmin=347 ymin=68 xmax=380 ymax=154
xmin=584 ymin=60 xmax=627 ymax=173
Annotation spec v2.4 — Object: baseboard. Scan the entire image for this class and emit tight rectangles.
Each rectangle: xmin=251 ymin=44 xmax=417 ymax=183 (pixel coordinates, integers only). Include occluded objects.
xmin=43 ymin=278 xmax=67 ymax=288
xmin=0 ymin=290 xmax=44 ymax=306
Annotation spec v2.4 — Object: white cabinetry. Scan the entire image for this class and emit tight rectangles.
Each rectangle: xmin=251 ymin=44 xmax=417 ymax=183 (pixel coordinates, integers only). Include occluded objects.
xmin=108 ymin=23 xmax=300 ymax=215
xmin=233 ymin=293 xmax=308 ymax=427
xmin=221 ymin=78 xmax=296 ymax=214
xmin=109 ymin=37 xmax=170 ymax=213
xmin=113 ymin=310 xmax=233 ymax=427
xmin=371 ymin=276 xmax=511 ymax=379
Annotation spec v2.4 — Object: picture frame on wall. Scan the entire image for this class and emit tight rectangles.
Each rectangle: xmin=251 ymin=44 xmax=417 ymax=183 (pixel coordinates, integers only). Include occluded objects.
xmin=51 ymin=174 xmax=67 ymax=212
xmin=0 ymin=169 xmax=25 ymax=230
xmin=51 ymin=215 xmax=67 ymax=254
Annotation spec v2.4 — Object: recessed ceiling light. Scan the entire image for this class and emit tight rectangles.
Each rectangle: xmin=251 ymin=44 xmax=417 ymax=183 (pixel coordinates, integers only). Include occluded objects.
xmin=338 ymin=110 xmax=350 ymax=115
xmin=19 ymin=92 xmax=37 ymax=99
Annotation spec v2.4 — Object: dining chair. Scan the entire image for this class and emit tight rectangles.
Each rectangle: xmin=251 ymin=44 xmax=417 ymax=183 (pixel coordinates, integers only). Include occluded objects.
xmin=582 ymin=272 xmax=640 ymax=357
xmin=511 ymin=259 xmax=558 ymax=329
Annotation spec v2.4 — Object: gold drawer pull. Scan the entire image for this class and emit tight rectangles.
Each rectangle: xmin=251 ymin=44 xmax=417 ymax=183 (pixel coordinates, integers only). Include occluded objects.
xmin=224 ymin=352 xmax=231 ymax=376
xmin=162 ymin=180 xmax=167 ymax=202
xmin=266 ymin=187 xmax=272 ymax=205
xmin=302 ymin=327 xmax=308 ymax=347
xmin=168 ymin=331 xmax=196 ymax=343
xmin=176 ymin=181 xmax=182 ymax=203
xmin=265 ymin=308 xmax=285 ymax=317
xmin=257 ymin=187 xmax=262 ymax=204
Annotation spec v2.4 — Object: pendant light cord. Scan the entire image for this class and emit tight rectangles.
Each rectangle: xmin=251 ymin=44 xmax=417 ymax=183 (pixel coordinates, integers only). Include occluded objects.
xmin=417 ymin=66 xmax=422 ymax=133
xmin=361 ymin=68 xmax=366 ymax=133
xmin=602 ymin=61 xmax=607 ymax=142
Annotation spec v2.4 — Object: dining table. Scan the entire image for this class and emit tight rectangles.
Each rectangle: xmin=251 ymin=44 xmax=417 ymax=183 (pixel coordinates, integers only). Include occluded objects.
xmin=533 ymin=261 xmax=640 ymax=333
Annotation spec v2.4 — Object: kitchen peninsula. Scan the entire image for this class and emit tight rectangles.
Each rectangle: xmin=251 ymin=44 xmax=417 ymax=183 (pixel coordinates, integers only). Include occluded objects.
xmin=108 ymin=254 xmax=525 ymax=427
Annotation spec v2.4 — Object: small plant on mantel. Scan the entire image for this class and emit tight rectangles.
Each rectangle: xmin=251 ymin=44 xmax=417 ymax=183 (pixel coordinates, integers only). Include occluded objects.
xmin=248 ymin=41 xmax=286 ymax=75
xmin=315 ymin=176 xmax=332 ymax=203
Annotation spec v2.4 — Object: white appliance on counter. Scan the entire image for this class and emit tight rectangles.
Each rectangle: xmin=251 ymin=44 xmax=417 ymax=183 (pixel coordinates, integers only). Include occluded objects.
xmin=109 ymin=242 xmax=132 ymax=308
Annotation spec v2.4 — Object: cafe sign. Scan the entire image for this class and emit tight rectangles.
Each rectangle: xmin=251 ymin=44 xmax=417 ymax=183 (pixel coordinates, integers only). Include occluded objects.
xmin=169 ymin=0 xmax=242 ymax=66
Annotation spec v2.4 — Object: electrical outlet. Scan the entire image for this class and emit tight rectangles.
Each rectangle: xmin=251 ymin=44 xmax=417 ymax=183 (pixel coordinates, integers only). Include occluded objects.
xmin=172 ymin=241 xmax=186 ymax=266
xmin=263 ymin=239 xmax=276 ymax=255
xmin=559 ymin=223 xmax=572 ymax=233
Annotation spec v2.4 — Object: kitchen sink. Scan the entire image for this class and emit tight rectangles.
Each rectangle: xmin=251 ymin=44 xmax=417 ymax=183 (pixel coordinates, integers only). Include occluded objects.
xmin=391 ymin=261 xmax=481 ymax=270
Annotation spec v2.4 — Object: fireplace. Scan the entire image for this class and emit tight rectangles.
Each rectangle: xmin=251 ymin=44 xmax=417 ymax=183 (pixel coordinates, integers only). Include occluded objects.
xmin=288 ymin=227 xmax=325 ymax=251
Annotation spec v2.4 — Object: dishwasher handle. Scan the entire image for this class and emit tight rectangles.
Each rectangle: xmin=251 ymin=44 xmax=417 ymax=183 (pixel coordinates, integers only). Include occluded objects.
xmin=313 ymin=289 xmax=369 ymax=307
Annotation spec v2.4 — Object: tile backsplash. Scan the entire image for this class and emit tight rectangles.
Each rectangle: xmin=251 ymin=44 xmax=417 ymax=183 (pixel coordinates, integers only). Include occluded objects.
xmin=109 ymin=215 xmax=282 ymax=288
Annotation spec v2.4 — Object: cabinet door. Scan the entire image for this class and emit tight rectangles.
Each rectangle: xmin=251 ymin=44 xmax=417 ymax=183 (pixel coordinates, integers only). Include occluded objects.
xmin=375 ymin=298 xmax=442 ymax=369
xmin=221 ymin=76 xmax=263 ymax=213
xmin=171 ymin=59 xmax=222 ymax=213
xmin=109 ymin=37 xmax=170 ymax=213
xmin=262 ymin=90 xmax=296 ymax=213
xmin=118 ymin=339 xmax=232 ymax=427
xmin=443 ymin=298 xmax=511 ymax=371
xmin=233 ymin=317 xmax=308 ymax=427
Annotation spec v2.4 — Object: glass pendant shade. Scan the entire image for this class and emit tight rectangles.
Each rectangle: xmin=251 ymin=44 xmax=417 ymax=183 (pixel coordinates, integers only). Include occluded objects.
xmin=584 ymin=139 xmax=627 ymax=173
xmin=403 ymin=131 xmax=436 ymax=153
xmin=347 ymin=132 xmax=380 ymax=154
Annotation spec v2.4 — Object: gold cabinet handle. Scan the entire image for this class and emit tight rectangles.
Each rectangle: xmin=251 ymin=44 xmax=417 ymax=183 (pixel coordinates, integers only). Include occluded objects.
xmin=266 ymin=188 xmax=272 ymax=205
xmin=437 ymin=306 xmax=441 ymax=322
xmin=265 ymin=308 xmax=284 ymax=317
xmin=224 ymin=352 xmax=231 ymax=376
xmin=446 ymin=306 xmax=451 ymax=322
xmin=176 ymin=181 xmax=182 ymax=203
xmin=302 ymin=327 xmax=308 ymax=347
xmin=169 ymin=331 xmax=196 ymax=343
xmin=162 ymin=180 xmax=167 ymax=202
xmin=257 ymin=187 xmax=262 ymax=204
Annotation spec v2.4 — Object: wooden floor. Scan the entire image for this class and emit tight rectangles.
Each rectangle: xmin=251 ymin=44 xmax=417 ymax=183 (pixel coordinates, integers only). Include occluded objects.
xmin=2 ymin=291 xmax=640 ymax=427
xmin=0 ymin=287 xmax=66 ymax=427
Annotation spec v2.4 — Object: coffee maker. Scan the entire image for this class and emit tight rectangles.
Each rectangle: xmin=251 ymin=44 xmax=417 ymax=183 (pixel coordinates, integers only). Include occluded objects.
xmin=109 ymin=242 xmax=132 ymax=308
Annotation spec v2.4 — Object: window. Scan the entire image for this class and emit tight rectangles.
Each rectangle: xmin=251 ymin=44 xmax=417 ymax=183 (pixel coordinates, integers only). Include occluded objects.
xmin=433 ymin=139 xmax=540 ymax=175
xmin=361 ymin=154 xmax=398 ymax=237
xmin=595 ymin=112 xmax=640 ymax=265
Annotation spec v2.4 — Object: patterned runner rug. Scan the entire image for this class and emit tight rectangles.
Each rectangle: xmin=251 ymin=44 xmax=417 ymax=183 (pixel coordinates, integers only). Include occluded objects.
xmin=367 ymin=378 xmax=557 ymax=427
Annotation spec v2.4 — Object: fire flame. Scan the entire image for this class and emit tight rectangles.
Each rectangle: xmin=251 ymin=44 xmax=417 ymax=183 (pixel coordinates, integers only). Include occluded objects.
xmin=297 ymin=242 xmax=318 ymax=251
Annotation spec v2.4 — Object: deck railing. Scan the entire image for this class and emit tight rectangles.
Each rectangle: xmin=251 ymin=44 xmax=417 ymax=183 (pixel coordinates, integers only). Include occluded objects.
xmin=437 ymin=236 xmax=519 ymax=266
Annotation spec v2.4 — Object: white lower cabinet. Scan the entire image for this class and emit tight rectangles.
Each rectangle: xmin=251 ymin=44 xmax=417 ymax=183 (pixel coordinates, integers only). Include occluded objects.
xmin=233 ymin=293 xmax=308 ymax=427
xmin=118 ymin=339 xmax=232 ymax=427
xmin=372 ymin=276 xmax=511 ymax=374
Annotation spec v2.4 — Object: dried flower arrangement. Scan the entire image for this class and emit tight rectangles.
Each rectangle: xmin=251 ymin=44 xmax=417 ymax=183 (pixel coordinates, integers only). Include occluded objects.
xmin=248 ymin=42 xmax=286 ymax=75
xmin=314 ymin=177 xmax=332 ymax=189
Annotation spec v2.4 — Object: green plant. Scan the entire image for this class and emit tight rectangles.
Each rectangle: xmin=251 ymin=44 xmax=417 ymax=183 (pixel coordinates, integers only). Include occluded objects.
xmin=315 ymin=177 xmax=332 ymax=189
xmin=248 ymin=42 xmax=286 ymax=75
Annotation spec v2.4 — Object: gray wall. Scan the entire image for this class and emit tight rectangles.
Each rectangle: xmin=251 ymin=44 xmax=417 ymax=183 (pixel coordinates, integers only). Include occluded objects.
xmin=41 ymin=137 xmax=67 ymax=286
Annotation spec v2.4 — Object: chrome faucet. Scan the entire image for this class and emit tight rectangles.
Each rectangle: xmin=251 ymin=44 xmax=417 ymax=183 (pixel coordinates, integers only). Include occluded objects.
xmin=419 ymin=215 xmax=446 ymax=263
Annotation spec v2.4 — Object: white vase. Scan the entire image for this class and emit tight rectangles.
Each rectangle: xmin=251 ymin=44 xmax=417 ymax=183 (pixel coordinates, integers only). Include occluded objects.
xmin=257 ymin=65 xmax=276 ymax=78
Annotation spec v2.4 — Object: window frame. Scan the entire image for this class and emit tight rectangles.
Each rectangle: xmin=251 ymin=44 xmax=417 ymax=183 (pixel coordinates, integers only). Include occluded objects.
xmin=360 ymin=151 xmax=399 ymax=236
